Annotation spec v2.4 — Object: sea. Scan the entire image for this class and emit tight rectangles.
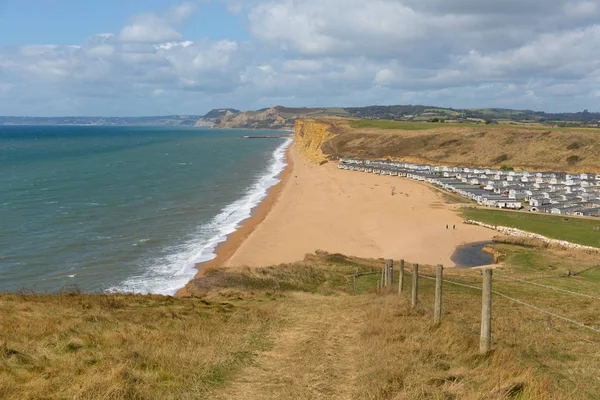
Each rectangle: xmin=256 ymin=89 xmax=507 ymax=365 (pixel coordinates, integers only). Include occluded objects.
xmin=0 ymin=126 xmax=292 ymax=295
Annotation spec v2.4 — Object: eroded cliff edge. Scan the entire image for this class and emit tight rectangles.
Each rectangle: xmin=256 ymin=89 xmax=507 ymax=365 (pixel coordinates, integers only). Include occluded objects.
xmin=295 ymin=118 xmax=600 ymax=173
xmin=294 ymin=119 xmax=338 ymax=163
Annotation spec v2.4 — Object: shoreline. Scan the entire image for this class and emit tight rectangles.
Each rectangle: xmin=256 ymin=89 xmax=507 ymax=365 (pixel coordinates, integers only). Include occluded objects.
xmin=175 ymin=143 xmax=295 ymax=297
xmin=221 ymin=149 xmax=495 ymax=270
xmin=177 ymin=144 xmax=496 ymax=296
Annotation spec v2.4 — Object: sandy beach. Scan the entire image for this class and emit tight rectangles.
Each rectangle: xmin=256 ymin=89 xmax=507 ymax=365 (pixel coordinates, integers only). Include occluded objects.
xmin=223 ymin=147 xmax=494 ymax=268
xmin=177 ymin=141 xmax=495 ymax=296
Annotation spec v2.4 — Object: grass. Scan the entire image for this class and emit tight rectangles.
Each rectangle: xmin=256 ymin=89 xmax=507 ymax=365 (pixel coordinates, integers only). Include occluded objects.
xmin=347 ymin=256 xmax=600 ymax=399
xmin=0 ymin=292 xmax=279 ymax=400
xmin=461 ymin=208 xmax=600 ymax=248
xmin=348 ymin=119 xmax=454 ymax=130
xmin=2 ymin=250 xmax=600 ymax=399
xmin=312 ymin=118 xmax=600 ymax=172
xmin=348 ymin=118 xmax=600 ymax=134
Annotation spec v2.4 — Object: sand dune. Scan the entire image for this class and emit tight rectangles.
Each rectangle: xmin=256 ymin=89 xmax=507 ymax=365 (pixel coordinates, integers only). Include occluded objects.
xmin=224 ymin=147 xmax=494 ymax=268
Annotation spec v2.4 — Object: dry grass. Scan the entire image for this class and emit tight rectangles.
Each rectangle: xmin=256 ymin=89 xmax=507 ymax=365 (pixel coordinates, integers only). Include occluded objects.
xmin=2 ymin=250 xmax=599 ymax=399
xmin=0 ymin=292 xmax=280 ymax=400
xmin=313 ymin=118 xmax=600 ymax=172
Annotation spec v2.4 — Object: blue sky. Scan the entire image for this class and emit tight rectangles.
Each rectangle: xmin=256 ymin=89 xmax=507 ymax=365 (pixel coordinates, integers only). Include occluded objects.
xmin=0 ymin=0 xmax=599 ymax=116
xmin=0 ymin=1 xmax=248 ymax=45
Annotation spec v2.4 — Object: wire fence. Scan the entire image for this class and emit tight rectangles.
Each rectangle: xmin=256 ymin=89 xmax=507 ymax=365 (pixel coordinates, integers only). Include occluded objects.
xmin=494 ymin=273 xmax=600 ymax=301
xmin=358 ymin=260 xmax=600 ymax=353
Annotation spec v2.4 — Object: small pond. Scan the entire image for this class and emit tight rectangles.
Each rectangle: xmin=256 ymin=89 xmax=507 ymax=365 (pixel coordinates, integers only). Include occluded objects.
xmin=451 ymin=241 xmax=495 ymax=268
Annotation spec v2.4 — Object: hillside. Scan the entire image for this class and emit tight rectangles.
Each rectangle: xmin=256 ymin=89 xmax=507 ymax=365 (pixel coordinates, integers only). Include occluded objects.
xmin=4 ymin=105 xmax=599 ymax=129
xmin=298 ymin=118 xmax=600 ymax=173
xmin=198 ymin=106 xmax=350 ymax=130
xmin=199 ymin=105 xmax=600 ymax=130
xmin=2 ymin=248 xmax=599 ymax=399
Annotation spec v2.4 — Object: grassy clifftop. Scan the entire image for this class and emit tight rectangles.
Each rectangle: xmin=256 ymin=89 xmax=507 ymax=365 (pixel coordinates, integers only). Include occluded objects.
xmin=298 ymin=118 xmax=600 ymax=172
xmin=2 ymin=250 xmax=600 ymax=399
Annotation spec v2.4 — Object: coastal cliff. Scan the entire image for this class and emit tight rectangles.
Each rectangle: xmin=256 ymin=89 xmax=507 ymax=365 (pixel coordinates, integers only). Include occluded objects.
xmin=294 ymin=119 xmax=338 ymax=163
xmin=217 ymin=107 xmax=291 ymax=129
xmin=296 ymin=118 xmax=600 ymax=173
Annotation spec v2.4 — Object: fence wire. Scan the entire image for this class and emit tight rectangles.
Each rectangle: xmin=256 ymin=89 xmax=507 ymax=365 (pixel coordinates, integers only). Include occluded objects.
xmin=415 ymin=272 xmax=600 ymax=335
xmin=494 ymin=273 xmax=600 ymax=301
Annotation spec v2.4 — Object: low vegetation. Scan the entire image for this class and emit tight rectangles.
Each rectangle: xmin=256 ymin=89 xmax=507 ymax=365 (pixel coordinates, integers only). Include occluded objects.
xmin=460 ymin=208 xmax=600 ymax=248
xmin=307 ymin=118 xmax=600 ymax=172
xmin=2 ymin=249 xmax=599 ymax=399
xmin=348 ymin=119 xmax=450 ymax=130
xmin=0 ymin=291 xmax=278 ymax=400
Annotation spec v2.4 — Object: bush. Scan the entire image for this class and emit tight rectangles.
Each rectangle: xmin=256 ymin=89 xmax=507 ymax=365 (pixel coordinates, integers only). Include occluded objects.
xmin=494 ymin=154 xmax=510 ymax=163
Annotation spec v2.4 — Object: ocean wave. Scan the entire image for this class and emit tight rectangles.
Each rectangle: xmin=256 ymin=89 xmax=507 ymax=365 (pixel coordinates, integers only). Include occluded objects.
xmin=107 ymin=138 xmax=293 ymax=295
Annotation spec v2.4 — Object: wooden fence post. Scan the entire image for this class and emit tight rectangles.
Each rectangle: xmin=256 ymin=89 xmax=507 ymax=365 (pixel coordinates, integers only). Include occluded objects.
xmin=398 ymin=259 xmax=405 ymax=295
xmin=381 ymin=267 xmax=386 ymax=288
xmin=377 ymin=280 xmax=381 ymax=292
xmin=434 ymin=264 xmax=443 ymax=325
xmin=411 ymin=264 xmax=419 ymax=308
xmin=386 ymin=259 xmax=393 ymax=288
xmin=480 ymin=268 xmax=493 ymax=354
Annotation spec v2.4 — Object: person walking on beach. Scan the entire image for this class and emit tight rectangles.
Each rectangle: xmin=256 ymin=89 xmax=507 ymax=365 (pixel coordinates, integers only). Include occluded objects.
xmin=446 ymin=224 xmax=448 ymax=230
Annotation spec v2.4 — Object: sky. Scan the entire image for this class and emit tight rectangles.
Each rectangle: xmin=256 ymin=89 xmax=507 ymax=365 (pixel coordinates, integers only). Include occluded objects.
xmin=0 ymin=0 xmax=599 ymax=116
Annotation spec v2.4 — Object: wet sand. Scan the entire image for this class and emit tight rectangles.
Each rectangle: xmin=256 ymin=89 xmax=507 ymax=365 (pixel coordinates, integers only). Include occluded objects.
xmin=175 ymin=145 xmax=294 ymax=296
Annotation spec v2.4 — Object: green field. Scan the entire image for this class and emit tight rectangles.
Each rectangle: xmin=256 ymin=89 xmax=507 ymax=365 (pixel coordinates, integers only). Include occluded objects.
xmin=348 ymin=119 xmax=452 ymax=130
xmin=348 ymin=119 xmax=519 ymax=131
xmin=461 ymin=208 xmax=600 ymax=248
xmin=347 ymin=118 xmax=600 ymax=133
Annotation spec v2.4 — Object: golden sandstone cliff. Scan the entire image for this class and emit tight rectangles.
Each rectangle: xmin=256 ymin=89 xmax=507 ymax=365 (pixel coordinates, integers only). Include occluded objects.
xmin=294 ymin=120 xmax=338 ymax=163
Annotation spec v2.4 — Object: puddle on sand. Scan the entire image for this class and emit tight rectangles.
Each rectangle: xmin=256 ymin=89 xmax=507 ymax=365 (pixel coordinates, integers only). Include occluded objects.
xmin=451 ymin=241 xmax=495 ymax=268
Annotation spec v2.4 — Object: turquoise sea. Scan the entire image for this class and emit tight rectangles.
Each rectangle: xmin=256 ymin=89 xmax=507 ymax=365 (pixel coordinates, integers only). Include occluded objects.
xmin=0 ymin=126 xmax=291 ymax=294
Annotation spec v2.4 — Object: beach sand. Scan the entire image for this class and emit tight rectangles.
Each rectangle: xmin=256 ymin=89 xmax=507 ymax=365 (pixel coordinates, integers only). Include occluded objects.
xmin=174 ymin=144 xmax=295 ymax=296
xmin=224 ymin=148 xmax=494 ymax=268
xmin=177 ymin=145 xmax=494 ymax=296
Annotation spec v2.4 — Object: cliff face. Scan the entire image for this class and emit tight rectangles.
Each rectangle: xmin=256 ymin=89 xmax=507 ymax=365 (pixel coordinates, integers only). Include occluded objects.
xmin=215 ymin=107 xmax=294 ymax=130
xmin=295 ymin=118 xmax=600 ymax=172
xmin=294 ymin=120 xmax=338 ymax=163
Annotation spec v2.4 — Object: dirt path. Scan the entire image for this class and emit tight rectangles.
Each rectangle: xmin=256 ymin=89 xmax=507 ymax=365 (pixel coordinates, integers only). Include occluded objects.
xmin=212 ymin=293 xmax=365 ymax=400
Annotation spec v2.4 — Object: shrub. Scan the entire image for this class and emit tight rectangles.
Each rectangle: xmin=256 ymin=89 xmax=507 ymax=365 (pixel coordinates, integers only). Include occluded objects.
xmin=494 ymin=153 xmax=510 ymax=163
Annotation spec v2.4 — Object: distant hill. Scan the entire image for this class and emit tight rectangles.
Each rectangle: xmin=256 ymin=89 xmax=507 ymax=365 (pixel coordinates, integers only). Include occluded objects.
xmin=205 ymin=106 xmax=350 ymax=130
xmin=0 ymin=115 xmax=202 ymax=127
xmin=201 ymin=108 xmax=240 ymax=119
xmin=2 ymin=105 xmax=599 ymax=129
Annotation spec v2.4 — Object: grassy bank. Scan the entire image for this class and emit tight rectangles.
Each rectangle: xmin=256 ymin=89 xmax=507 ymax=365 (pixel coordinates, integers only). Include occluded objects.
xmin=308 ymin=118 xmax=600 ymax=172
xmin=347 ymin=118 xmax=600 ymax=134
xmin=0 ymin=292 xmax=279 ymax=400
xmin=348 ymin=119 xmax=450 ymax=130
xmin=2 ymin=251 xmax=599 ymax=399
xmin=460 ymin=208 xmax=600 ymax=248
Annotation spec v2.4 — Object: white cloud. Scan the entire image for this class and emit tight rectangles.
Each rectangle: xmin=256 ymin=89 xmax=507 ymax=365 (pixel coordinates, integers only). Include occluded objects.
xmin=374 ymin=69 xmax=396 ymax=86
xmin=119 ymin=14 xmax=182 ymax=43
xmin=564 ymin=1 xmax=599 ymax=18
xmin=169 ymin=3 xmax=197 ymax=22
xmin=2 ymin=0 xmax=600 ymax=115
